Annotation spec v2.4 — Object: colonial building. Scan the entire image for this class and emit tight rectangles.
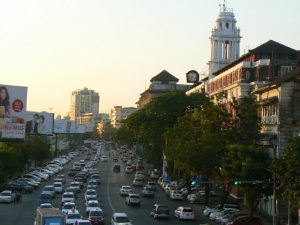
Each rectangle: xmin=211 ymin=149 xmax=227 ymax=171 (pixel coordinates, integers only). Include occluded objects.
xmin=136 ymin=70 xmax=190 ymax=108
xmin=253 ymin=67 xmax=300 ymax=157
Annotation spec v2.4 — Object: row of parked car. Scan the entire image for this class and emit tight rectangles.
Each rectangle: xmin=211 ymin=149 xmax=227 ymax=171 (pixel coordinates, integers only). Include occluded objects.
xmin=0 ymin=152 xmax=78 ymax=203
xmin=202 ymin=204 xmax=263 ymax=225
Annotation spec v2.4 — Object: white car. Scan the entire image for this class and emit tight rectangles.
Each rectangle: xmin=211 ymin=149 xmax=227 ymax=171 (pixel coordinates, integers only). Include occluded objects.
xmin=66 ymin=209 xmax=82 ymax=225
xmin=174 ymin=207 xmax=195 ymax=220
xmin=54 ymin=182 xmax=64 ymax=193
xmin=125 ymin=194 xmax=141 ymax=206
xmin=101 ymin=156 xmax=108 ymax=162
xmin=39 ymin=203 xmax=53 ymax=208
xmin=61 ymin=192 xmax=75 ymax=205
xmin=170 ymin=190 xmax=184 ymax=200
xmin=209 ymin=208 xmax=239 ymax=220
xmin=85 ymin=189 xmax=97 ymax=201
xmin=85 ymin=200 xmax=102 ymax=215
xmin=134 ymin=172 xmax=145 ymax=180
xmin=75 ymin=219 xmax=92 ymax=225
xmin=120 ymin=185 xmax=133 ymax=196
xmin=111 ymin=213 xmax=132 ymax=225
xmin=62 ymin=202 xmax=77 ymax=214
xmin=0 ymin=190 xmax=16 ymax=203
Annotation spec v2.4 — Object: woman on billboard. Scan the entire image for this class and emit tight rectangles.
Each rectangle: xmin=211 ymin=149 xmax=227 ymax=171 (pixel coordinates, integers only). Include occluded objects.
xmin=0 ymin=86 xmax=11 ymax=117
xmin=38 ymin=115 xmax=46 ymax=134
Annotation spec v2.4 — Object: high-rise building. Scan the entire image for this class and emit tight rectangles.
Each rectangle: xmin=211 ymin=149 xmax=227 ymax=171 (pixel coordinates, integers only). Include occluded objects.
xmin=110 ymin=106 xmax=137 ymax=129
xmin=208 ymin=2 xmax=241 ymax=77
xmin=69 ymin=87 xmax=100 ymax=120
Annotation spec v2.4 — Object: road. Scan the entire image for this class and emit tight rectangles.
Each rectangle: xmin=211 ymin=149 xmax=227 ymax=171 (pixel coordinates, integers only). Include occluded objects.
xmin=0 ymin=148 xmax=211 ymax=225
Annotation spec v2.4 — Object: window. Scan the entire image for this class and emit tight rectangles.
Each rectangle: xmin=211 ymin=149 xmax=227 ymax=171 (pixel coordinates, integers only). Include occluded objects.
xmin=280 ymin=66 xmax=293 ymax=76
xmin=245 ymin=71 xmax=250 ymax=80
xmin=226 ymin=23 xmax=229 ymax=29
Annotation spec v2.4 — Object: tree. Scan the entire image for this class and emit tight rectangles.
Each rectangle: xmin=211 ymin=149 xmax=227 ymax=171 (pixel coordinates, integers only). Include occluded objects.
xmin=273 ymin=137 xmax=300 ymax=225
xmin=116 ymin=92 xmax=209 ymax=169
xmin=24 ymin=136 xmax=52 ymax=167
xmin=222 ymin=144 xmax=272 ymax=218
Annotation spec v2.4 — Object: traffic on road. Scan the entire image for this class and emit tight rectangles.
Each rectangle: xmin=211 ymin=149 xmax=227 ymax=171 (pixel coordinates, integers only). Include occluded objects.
xmin=0 ymin=141 xmax=250 ymax=225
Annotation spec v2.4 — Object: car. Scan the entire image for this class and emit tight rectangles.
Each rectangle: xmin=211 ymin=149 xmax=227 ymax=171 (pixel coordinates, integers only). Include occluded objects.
xmin=142 ymin=186 xmax=155 ymax=197
xmin=0 ymin=190 xmax=16 ymax=203
xmin=125 ymin=194 xmax=141 ymax=206
xmin=75 ymin=219 xmax=92 ymax=225
xmin=113 ymin=158 xmax=118 ymax=162
xmin=66 ymin=209 xmax=82 ymax=225
xmin=132 ymin=178 xmax=144 ymax=186
xmin=111 ymin=213 xmax=132 ymax=225
xmin=100 ymin=156 xmax=108 ymax=162
xmin=146 ymin=181 xmax=157 ymax=191
xmin=150 ymin=204 xmax=170 ymax=219
xmin=54 ymin=182 xmax=64 ymax=193
xmin=39 ymin=203 xmax=54 ymax=208
xmin=88 ymin=208 xmax=104 ymax=225
xmin=39 ymin=192 xmax=52 ymax=205
xmin=86 ymin=200 xmax=102 ymax=215
xmin=125 ymin=166 xmax=133 ymax=174
xmin=170 ymin=190 xmax=184 ymax=200
xmin=174 ymin=207 xmax=195 ymax=220
xmin=88 ymin=180 xmax=97 ymax=189
xmin=62 ymin=192 xmax=75 ymax=205
xmin=210 ymin=208 xmax=240 ymax=221
xmin=120 ymin=185 xmax=133 ymax=196
xmin=68 ymin=168 xmax=78 ymax=176
xmin=69 ymin=182 xmax=81 ymax=193
xmin=62 ymin=202 xmax=77 ymax=214
xmin=91 ymin=174 xmax=101 ymax=184
xmin=113 ymin=165 xmax=121 ymax=173
xmin=6 ymin=180 xmax=34 ymax=193
xmin=85 ymin=189 xmax=97 ymax=201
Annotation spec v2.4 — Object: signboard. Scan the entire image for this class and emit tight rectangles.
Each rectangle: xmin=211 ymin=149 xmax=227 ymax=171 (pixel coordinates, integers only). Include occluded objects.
xmin=0 ymin=85 xmax=27 ymax=140
xmin=76 ymin=124 xmax=86 ymax=134
xmin=54 ymin=120 xmax=76 ymax=134
xmin=25 ymin=112 xmax=54 ymax=135
xmin=85 ymin=124 xmax=94 ymax=132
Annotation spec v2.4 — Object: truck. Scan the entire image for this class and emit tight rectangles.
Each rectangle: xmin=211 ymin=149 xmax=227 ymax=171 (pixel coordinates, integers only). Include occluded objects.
xmin=35 ymin=207 xmax=65 ymax=225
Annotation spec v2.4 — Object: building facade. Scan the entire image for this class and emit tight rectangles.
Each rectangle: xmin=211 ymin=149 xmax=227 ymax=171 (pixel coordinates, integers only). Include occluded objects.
xmin=70 ymin=87 xmax=100 ymax=120
xmin=136 ymin=70 xmax=190 ymax=108
xmin=110 ymin=106 xmax=137 ymax=129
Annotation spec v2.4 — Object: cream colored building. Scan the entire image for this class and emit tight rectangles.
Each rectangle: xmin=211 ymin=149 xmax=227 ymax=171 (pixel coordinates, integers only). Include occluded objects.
xmin=110 ymin=106 xmax=137 ymax=129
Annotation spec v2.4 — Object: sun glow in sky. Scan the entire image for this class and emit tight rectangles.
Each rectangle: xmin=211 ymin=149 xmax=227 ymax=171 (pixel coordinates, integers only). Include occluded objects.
xmin=0 ymin=0 xmax=299 ymax=116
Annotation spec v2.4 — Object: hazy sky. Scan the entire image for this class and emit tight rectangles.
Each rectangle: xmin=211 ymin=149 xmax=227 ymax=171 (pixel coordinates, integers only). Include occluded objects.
xmin=1 ymin=0 xmax=299 ymax=116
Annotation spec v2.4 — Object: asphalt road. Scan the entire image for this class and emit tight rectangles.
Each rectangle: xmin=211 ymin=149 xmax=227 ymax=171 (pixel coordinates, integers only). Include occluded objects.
xmin=0 ymin=147 xmax=211 ymax=225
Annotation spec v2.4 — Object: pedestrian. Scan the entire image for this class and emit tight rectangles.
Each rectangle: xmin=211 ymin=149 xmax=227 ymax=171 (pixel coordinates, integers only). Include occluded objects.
xmin=16 ymin=190 xmax=21 ymax=203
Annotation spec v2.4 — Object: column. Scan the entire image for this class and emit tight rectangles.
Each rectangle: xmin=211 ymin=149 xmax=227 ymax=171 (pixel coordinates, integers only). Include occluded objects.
xmin=217 ymin=40 xmax=222 ymax=59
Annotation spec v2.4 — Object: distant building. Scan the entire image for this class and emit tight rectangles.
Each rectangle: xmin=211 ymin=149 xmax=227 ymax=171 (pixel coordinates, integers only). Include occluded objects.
xmin=136 ymin=70 xmax=190 ymax=108
xmin=110 ymin=106 xmax=137 ymax=129
xmin=69 ymin=87 xmax=100 ymax=120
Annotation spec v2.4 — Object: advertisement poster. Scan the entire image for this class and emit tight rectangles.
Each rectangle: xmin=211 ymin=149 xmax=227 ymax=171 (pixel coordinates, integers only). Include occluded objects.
xmin=25 ymin=112 xmax=54 ymax=135
xmin=0 ymin=85 xmax=27 ymax=140
xmin=76 ymin=124 xmax=86 ymax=134
xmin=54 ymin=120 xmax=76 ymax=133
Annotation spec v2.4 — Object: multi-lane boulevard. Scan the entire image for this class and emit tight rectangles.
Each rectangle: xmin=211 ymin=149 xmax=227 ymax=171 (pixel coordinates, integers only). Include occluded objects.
xmin=0 ymin=148 xmax=211 ymax=225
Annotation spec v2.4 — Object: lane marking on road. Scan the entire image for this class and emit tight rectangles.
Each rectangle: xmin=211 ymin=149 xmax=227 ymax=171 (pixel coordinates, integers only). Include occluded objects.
xmin=107 ymin=177 xmax=116 ymax=213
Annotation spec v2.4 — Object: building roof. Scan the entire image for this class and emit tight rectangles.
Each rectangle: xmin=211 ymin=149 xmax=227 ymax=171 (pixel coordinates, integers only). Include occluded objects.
xmin=214 ymin=40 xmax=297 ymax=76
xmin=150 ymin=70 xmax=179 ymax=82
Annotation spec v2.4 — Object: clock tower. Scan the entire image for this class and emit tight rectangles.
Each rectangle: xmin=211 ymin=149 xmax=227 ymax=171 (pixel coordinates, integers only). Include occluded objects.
xmin=208 ymin=1 xmax=241 ymax=78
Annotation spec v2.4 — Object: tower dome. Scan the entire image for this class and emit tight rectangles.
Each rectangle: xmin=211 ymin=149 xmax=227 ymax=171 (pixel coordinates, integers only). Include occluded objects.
xmin=208 ymin=2 xmax=241 ymax=77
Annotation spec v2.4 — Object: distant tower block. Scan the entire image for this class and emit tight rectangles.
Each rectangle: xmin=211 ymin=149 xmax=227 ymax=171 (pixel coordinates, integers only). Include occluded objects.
xmin=208 ymin=1 xmax=241 ymax=78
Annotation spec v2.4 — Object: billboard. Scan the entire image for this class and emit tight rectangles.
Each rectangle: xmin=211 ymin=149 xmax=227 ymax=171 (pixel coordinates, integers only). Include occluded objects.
xmin=25 ymin=112 xmax=54 ymax=135
xmin=85 ymin=124 xmax=94 ymax=132
xmin=54 ymin=120 xmax=76 ymax=134
xmin=0 ymin=85 xmax=27 ymax=140
xmin=76 ymin=124 xmax=86 ymax=134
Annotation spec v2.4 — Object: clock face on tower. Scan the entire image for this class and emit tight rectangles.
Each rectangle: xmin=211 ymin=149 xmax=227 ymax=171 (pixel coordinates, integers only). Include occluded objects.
xmin=186 ymin=70 xmax=199 ymax=83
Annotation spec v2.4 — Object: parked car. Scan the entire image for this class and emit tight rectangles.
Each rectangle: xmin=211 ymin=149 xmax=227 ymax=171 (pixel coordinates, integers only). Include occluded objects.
xmin=120 ymin=185 xmax=133 ymax=196
xmin=0 ymin=190 xmax=16 ymax=203
xmin=142 ymin=186 xmax=155 ymax=197
xmin=170 ymin=190 xmax=184 ymax=200
xmin=227 ymin=216 xmax=263 ymax=225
